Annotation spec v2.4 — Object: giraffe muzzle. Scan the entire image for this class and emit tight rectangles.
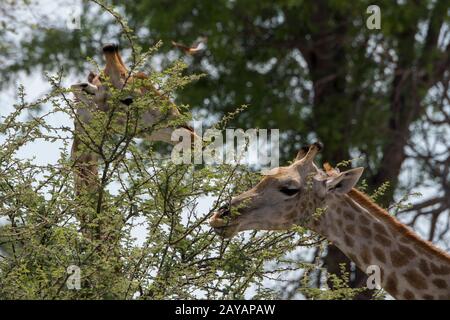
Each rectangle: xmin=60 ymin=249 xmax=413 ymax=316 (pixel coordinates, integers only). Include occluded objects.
xmin=209 ymin=206 xmax=231 ymax=228
xmin=209 ymin=204 xmax=242 ymax=238
xmin=217 ymin=204 xmax=231 ymax=218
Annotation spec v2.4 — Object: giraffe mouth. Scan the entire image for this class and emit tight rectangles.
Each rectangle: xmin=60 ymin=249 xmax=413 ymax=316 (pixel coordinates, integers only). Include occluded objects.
xmin=209 ymin=210 xmax=239 ymax=238
xmin=209 ymin=212 xmax=233 ymax=228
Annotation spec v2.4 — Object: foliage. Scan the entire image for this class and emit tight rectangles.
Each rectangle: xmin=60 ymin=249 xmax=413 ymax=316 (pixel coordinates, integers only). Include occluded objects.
xmin=299 ymin=264 xmax=366 ymax=300
xmin=1 ymin=0 xmax=449 ymax=300
xmin=0 ymin=11 xmax=362 ymax=298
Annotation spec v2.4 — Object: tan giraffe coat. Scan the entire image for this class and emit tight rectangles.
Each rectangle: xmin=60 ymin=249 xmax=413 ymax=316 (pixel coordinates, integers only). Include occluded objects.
xmin=310 ymin=188 xmax=450 ymax=299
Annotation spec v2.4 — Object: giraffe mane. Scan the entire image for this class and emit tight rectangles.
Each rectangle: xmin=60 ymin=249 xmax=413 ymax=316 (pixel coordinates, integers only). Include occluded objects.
xmin=348 ymin=188 xmax=450 ymax=262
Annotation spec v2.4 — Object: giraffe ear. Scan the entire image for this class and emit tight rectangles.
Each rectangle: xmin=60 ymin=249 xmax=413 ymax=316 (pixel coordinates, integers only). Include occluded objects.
xmin=326 ymin=167 xmax=364 ymax=194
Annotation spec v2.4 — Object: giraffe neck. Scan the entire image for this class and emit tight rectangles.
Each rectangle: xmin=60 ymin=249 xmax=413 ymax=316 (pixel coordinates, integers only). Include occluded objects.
xmin=309 ymin=189 xmax=450 ymax=300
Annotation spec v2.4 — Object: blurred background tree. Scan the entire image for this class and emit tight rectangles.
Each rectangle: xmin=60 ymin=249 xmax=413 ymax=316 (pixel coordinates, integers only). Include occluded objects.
xmin=1 ymin=0 xmax=449 ymax=299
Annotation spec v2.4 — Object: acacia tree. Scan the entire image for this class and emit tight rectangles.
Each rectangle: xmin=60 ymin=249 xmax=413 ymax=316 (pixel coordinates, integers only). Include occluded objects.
xmin=0 ymin=8 xmax=367 ymax=299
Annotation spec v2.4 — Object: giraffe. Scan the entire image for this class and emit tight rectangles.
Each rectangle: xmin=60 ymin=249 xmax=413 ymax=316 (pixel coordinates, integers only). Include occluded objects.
xmin=70 ymin=44 xmax=197 ymax=236
xmin=70 ymin=43 xmax=197 ymax=195
xmin=209 ymin=142 xmax=450 ymax=300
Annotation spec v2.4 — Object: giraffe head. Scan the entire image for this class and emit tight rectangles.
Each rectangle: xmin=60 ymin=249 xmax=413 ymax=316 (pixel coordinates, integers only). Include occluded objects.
xmin=71 ymin=43 xmax=197 ymax=144
xmin=209 ymin=142 xmax=364 ymax=238
xmin=70 ymin=43 xmax=135 ymax=109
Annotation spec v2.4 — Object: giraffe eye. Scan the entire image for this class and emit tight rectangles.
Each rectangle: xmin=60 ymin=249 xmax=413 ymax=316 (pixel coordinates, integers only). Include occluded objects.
xmin=279 ymin=188 xmax=300 ymax=196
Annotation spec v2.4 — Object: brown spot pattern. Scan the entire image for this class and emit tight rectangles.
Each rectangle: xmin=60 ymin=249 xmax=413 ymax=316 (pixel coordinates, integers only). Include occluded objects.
xmin=390 ymin=250 xmax=410 ymax=267
xmin=359 ymin=214 xmax=371 ymax=225
xmin=359 ymin=225 xmax=372 ymax=238
xmin=432 ymin=278 xmax=448 ymax=289
xmin=385 ymin=274 xmax=398 ymax=297
xmin=360 ymin=247 xmax=371 ymax=265
xmin=398 ymin=244 xmax=414 ymax=257
xmin=374 ymin=234 xmax=391 ymax=246
xmin=403 ymin=270 xmax=428 ymax=290
xmin=403 ymin=290 xmax=415 ymax=300
xmin=373 ymin=247 xmax=386 ymax=263
xmin=343 ymin=210 xmax=355 ymax=220
xmin=374 ymin=223 xmax=388 ymax=236
xmin=345 ymin=224 xmax=355 ymax=234
xmin=344 ymin=234 xmax=354 ymax=247
xmin=430 ymin=263 xmax=450 ymax=275
xmin=418 ymin=259 xmax=430 ymax=275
